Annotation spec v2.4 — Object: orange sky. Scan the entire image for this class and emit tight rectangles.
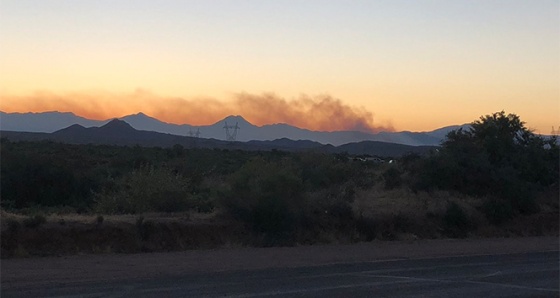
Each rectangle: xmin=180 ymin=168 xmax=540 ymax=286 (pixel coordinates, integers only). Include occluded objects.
xmin=0 ymin=90 xmax=393 ymax=133
xmin=0 ymin=1 xmax=558 ymax=133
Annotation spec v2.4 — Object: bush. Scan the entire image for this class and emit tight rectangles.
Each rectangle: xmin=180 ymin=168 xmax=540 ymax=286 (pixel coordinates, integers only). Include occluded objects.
xmin=482 ymin=198 xmax=514 ymax=225
xmin=22 ymin=214 xmax=47 ymax=228
xmin=221 ymin=157 xmax=305 ymax=245
xmin=354 ymin=215 xmax=377 ymax=241
xmin=383 ymin=167 xmax=402 ymax=190
xmin=194 ymin=191 xmax=214 ymax=213
xmin=443 ymin=202 xmax=471 ymax=238
xmin=96 ymin=215 xmax=104 ymax=225
xmin=136 ymin=216 xmax=156 ymax=242
xmin=6 ymin=218 xmax=21 ymax=233
xmin=94 ymin=166 xmax=194 ymax=214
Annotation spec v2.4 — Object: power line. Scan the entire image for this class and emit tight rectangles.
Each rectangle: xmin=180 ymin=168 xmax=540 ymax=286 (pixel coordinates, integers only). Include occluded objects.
xmin=189 ymin=128 xmax=202 ymax=138
xmin=551 ymin=126 xmax=560 ymax=136
xmin=223 ymin=122 xmax=240 ymax=141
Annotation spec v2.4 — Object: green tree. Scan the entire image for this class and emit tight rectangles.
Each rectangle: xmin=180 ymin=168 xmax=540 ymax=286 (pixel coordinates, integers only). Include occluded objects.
xmin=471 ymin=112 xmax=523 ymax=161
xmin=221 ymin=157 xmax=305 ymax=244
xmin=415 ymin=111 xmax=558 ymax=216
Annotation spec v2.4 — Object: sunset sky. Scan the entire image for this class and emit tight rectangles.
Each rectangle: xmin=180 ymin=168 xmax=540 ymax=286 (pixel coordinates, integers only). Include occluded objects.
xmin=1 ymin=0 xmax=558 ymax=133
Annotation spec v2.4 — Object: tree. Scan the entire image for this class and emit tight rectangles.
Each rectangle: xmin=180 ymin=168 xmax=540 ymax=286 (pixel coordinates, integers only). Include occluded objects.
xmin=443 ymin=111 xmax=558 ymax=182
xmin=417 ymin=111 xmax=558 ymax=216
xmin=221 ymin=157 xmax=305 ymax=244
xmin=468 ymin=111 xmax=528 ymax=165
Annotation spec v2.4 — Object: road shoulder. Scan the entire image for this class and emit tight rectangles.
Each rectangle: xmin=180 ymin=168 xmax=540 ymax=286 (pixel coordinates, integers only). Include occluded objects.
xmin=2 ymin=236 xmax=558 ymax=288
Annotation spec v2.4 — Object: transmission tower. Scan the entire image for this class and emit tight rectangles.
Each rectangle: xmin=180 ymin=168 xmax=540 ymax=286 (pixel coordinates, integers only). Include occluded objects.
xmin=189 ymin=128 xmax=201 ymax=138
xmin=552 ymin=126 xmax=560 ymax=136
xmin=223 ymin=121 xmax=240 ymax=141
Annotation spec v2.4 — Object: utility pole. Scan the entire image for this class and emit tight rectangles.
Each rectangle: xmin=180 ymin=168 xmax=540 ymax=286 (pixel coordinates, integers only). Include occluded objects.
xmin=223 ymin=122 xmax=240 ymax=141
xmin=189 ymin=128 xmax=202 ymax=138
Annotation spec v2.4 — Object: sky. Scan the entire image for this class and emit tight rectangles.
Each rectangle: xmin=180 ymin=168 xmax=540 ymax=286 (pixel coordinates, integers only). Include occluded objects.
xmin=1 ymin=0 xmax=558 ymax=133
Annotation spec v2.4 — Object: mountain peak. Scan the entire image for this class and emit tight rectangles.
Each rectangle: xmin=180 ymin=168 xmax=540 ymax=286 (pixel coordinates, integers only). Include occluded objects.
xmin=66 ymin=123 xmax=86 ymax=129
xmin=100 ymin=119 xmax=136 ymax=132
xmin=134 ymin=112 xmax=149 ymax=118
xmin=121 ymin=112 xmax=155 ymax=120
xmin=53 ymin=123 xmax=87 ymax=135
xmin=220 ymin=115 xmax=251 ymax=126
xmin=121 ymin=112 xmax=169 ymax=124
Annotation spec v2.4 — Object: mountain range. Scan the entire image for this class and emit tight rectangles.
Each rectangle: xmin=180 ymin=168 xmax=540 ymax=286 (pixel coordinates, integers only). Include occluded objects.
xmin=0 ymin=111 xmax=467 ymax=146
xmin=0 ymin=118 xmax=436 ymax=157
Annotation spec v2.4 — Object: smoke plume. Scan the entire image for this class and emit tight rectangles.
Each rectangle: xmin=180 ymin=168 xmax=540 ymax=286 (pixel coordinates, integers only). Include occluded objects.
xmin=0 ymin=90 xmax=393 ymax=133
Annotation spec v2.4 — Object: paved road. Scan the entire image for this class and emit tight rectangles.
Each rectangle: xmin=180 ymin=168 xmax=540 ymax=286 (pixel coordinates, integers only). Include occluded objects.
xmin=3 ymin=251 xmax=558 ymax=297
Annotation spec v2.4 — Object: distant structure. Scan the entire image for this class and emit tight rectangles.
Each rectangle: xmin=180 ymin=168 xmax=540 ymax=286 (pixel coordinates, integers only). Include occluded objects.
xmin=551 ymin=126 xmax=560 ymax=136
xmin=223 ymin=122 xmax=240 ymax=141
xmin=189 ymin=128 xmax=201 ymax=138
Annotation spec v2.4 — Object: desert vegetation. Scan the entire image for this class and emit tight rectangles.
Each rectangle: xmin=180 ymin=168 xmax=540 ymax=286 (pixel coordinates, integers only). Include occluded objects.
xmin=1 ymin=112 xmax=558 ymax=257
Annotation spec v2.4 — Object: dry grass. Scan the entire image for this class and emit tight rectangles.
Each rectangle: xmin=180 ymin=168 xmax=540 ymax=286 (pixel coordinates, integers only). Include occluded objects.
xmin=1 ymin=209 xmax=246 ymax=258
xmin=1 ymin=185 xmax=557 ymax=258
xmin=353 ymin=185 xmax=483 ymax=220
xmin=351 ymin=185 xmax=558 ymax=240
xmin=352 ymin=185 xmax=484 ymax=239
xmin=1 ymin=209 xmax=219 ymax=228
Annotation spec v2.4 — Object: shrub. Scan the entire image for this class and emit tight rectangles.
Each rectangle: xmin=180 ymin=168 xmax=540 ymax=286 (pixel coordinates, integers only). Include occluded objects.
xmin=96 ymin=215 xmax=104 ymax=225
xmin=392 ymin=213 xmax=412 ymax=233
xmin=22 ymin=214 xmax=47 ymax=228
xmin=443 ymin=202 xmax=471 ymax=238
xmin=136 ymin=216 xmax=155 ymax=241
xmin=354 ymin=215 xmax=376 ymax=241
xmin=221 ymin=157 xmax=305 ymax=245
xmin=193 ymin=191 xmax=214 ymax=213
xmin=135 ymin=215 xmax=145 ymax=227
xmin=383 ymin=167 xmax=402 ymax=190
xmin=482 ymin=198 xmax=513 ymax=225
xmin=6 ymin=218 xmax=21 ymax=233
xmin=94 ymin=166 xmax=194 ymax=214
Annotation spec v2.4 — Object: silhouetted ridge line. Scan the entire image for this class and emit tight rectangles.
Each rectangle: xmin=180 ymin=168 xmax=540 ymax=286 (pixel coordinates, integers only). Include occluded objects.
xmin=1 ymin=111 xmax=472 ymax=146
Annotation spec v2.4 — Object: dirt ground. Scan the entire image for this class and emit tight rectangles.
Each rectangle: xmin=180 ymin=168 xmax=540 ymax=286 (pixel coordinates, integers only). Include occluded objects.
xmin=2 ymin=236 xmax=558 ymax=289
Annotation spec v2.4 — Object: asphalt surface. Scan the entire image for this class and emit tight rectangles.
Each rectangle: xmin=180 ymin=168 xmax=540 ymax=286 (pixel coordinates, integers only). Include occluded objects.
xmin=2 ymin=251 xmax=558 ymax=298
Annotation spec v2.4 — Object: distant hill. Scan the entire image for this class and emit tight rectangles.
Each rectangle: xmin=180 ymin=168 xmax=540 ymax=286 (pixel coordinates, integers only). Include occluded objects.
xmin=336 ymin=141 xmax=434 ymax=156
xmin=0 ymin=111 xmax=469 ymax=146
xmin=0 ymin=111 xmax=108 ymax=132
xmin=1 ymin=119 xmax=434 ymax=157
